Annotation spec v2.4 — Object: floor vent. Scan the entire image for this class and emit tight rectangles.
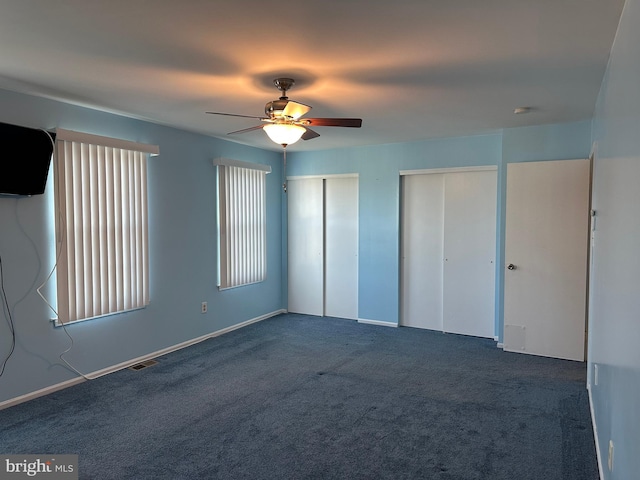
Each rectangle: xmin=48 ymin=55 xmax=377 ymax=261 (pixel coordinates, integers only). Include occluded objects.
xmin=128 ymin=359 xmax=158 ymax=371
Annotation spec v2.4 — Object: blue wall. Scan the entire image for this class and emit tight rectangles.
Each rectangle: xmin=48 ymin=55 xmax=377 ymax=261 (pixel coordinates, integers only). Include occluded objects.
xmin=590 ymin=0 xmax=640 ymax=478
xmin=0 ymin=89 xmax=283 ymax=403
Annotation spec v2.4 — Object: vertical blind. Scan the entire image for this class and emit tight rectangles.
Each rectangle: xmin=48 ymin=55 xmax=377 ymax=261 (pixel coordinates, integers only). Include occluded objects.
xmin=214 ymin=158 xmax=270 ymax=289
xmin=54 ymin=129 xmax=158 ymax=324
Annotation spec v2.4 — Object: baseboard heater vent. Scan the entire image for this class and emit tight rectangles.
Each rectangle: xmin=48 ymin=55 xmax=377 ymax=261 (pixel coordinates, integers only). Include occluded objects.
xmin=128 ymin=359 xmax=158 ymax=371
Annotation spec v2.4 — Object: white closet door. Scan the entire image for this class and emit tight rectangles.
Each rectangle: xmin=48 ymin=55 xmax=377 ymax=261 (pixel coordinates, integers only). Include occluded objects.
xmin=443 ymin=170 xmax=497 ymax=338
xmin=400 ymin=173 xmax=444 ymax=330
xmin=288 ymin=178 xmax=324 ymax=316
xmin=325 ymin=177 xmax=359 ymax=319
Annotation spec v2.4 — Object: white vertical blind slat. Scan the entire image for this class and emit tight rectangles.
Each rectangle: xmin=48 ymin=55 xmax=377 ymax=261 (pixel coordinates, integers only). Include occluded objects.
xmin=106 ymin=149 xmax=116 ymax=313
xmin=122 ymin=149 xmax=132 ymax=310
xmin=89 ymin=145 xmax=100 ymax=317
xmin=66 ymin=142 xmax=79 ymax=321
xmin=231 ymin=166 xmax=238 ymax=285
xmin=141 ymin=154 xmax=149 ymax=305
xmin=97 ymin=146 xmax=108 ymax=314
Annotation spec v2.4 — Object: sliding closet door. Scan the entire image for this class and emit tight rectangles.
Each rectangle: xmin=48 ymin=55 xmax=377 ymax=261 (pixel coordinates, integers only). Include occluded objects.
xmin=288 ymin=178 xmax=324 ymax=316
xmin=400 ymin=173 xmax=444 ymax=330
xmin=288 ymin=176 xmax=358 ymax=318
xmin=442 ymin=171 xmax=497 ymax=338
xmin=401 ymin=168 xmax=497 ymax=338
xmin=325 ymin=177 xmax=358 ymax=319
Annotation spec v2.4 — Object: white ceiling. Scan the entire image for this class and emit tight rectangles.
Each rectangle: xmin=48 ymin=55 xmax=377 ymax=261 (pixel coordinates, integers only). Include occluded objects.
xmin=0 ymin=0 xmax=625 ymax=152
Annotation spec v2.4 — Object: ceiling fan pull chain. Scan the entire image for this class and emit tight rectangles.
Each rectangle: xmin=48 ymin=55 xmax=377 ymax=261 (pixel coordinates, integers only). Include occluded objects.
xmin=282 ymin=146 xmax=287 ymax=193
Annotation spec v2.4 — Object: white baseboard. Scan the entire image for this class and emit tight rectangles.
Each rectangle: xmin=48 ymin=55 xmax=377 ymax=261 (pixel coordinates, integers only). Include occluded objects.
xmin=358 ymin=318 xmax=398 ymax=328
xmin=0 ymin=377 xmax=87 ymax=411
xmin=588 ymin=383 xmax=605 ymax=480
xmin=88 ymin=309 xmax=286 ymax=379
xmin=0 ymin=309 xmax=286 ymax=411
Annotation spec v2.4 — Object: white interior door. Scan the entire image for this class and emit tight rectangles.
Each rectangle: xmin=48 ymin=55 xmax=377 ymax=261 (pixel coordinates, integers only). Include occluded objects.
xmin=401 ymin=173 xmax=444 ymax=330
xmin=504 ymin=159 xmax=590 ymax=361
xmin=288 ymin=178 xmax=324 ymax=316
xmin=325 ymin=177 xmax=358 ymax=319
xmin=443 ymin=170 xmax=497 ymax=338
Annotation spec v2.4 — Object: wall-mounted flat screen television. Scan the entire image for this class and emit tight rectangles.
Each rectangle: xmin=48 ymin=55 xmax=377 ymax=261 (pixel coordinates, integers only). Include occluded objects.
xmin=0 ymin=122 xmax=55 ymax=196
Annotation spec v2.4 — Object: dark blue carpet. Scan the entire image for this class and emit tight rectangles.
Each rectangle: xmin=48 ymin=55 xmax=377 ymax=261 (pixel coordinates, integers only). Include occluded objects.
xmin=0 ymin=313 xmax=598 ymax=479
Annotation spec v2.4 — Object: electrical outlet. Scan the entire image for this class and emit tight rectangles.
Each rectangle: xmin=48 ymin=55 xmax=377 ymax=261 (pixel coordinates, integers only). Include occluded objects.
xmin=201 ymin=302 xmax=207 ymax=314
xmin=608 ymin=440 xmax=614 ymax=471
xmin=594 ymin=364 xmax=598 ymax=386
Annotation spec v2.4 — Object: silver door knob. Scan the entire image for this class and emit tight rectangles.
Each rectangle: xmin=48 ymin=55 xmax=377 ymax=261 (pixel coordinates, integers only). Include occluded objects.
xmin=507 ymin=263 xmax=516 ymax=270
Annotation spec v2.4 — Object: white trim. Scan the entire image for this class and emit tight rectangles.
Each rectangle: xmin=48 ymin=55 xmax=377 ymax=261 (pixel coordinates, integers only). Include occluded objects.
xmin=358 ymin=318 xmax=398 ymax=328
xmin=218 ymin=279 xmax=263 ymax=291
xmin=497 ymin=342 xmax=505 ymax=349
xmin=213 ymin=157 xmax=271 ymax=173
xmin=588 ymin=385 xmax=605 ymax=480
xmin=87 ymin=309 xmax=285 ymax=378
xmin=51 ymin=305 xmax=146 ymax=327
xmin=0 ymin=377 xmax=86 ymax=411
xmin=0 ymin=309 xmax=285 ymax=411
xmin=400 ymin=165 xmax=497 ymax=176
xmin=55 ymin=128 xmax=159 ymax=155
xmin=287 ymin=173 xmax=359 ymax=180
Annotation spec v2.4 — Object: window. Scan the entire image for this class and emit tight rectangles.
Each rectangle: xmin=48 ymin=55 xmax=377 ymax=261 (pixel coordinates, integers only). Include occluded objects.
xmin=53 ymin=129 xmax=158 ymax=324
xmin=214 ymin=158 xmax=270 ymax=289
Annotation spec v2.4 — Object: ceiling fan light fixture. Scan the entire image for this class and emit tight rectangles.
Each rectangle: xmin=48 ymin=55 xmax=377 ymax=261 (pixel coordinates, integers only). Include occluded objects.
xmin=263 ymin=123 xmax=306 ymax=146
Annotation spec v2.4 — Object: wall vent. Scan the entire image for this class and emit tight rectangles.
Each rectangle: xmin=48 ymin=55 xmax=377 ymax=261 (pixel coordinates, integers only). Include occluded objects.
xmin=128 ymin=359 xmax=158 ymax=371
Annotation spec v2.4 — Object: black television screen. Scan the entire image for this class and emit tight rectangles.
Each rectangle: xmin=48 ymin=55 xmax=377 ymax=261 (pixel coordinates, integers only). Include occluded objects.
xmin=0 ymin=122 xmax=55 ymax=196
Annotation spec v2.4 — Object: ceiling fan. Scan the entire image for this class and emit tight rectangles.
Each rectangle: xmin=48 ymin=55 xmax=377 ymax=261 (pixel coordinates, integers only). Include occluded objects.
xmin=206 ymin=77 xmax=362 ymax=147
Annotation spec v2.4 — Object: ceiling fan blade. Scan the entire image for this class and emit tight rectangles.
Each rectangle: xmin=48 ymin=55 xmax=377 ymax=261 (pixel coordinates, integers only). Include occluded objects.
xmin=302 ymin=128 xmax=320 ymax=141
xmin=304 ymin=118 xmax=362 ymax=128
xmin=206 ymin=111 xmax=265 ymax=120
xmin=227 ymin=125 xmax=265 ymax=135
xmin=283 ymin=101 xmax=312 ymax=120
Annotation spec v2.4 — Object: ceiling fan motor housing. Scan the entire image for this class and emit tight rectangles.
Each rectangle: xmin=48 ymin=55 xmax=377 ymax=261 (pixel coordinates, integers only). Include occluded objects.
xmin=265 ymin=98 xmax=290 ymax=118
xmin=265 ymin=77 xmax=296 ymax=118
